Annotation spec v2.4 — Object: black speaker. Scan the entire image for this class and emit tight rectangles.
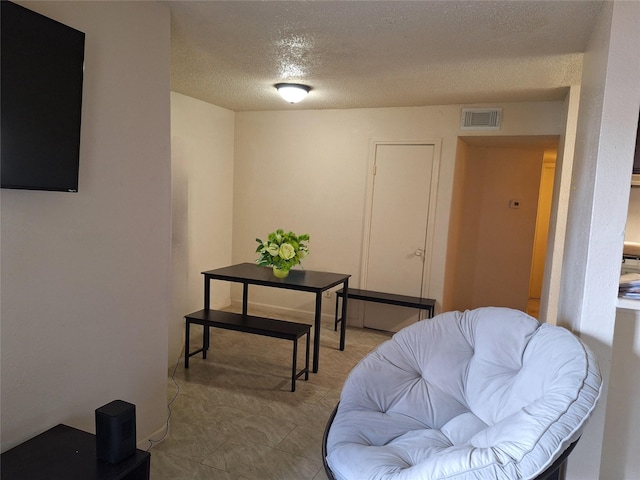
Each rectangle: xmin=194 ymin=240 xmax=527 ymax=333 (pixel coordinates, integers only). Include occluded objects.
xmin=95 ymin=399 xmax=136 ymax=463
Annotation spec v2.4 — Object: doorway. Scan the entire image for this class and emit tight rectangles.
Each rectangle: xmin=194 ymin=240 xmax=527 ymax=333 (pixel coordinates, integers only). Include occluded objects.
xmin=360 ymin=141 xmax=440 ymax=332
xmin=449 ymin=137 xmax=559 ymax=315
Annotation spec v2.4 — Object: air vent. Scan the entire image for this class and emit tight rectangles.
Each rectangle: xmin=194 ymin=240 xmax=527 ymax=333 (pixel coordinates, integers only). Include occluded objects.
xmin=460 ymin=108 xmax=502 ymax=130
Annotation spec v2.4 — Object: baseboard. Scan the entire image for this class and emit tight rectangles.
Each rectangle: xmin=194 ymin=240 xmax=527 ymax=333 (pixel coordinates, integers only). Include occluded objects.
xmin=228 ymin=299 xmax=338 ymax=324
xmin=137 ymin=423 xmax=167 ymax=451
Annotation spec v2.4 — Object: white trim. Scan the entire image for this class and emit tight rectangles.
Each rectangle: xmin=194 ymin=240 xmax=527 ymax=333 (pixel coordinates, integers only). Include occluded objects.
xmin=138 ymin=424 xmax=167 ymax=451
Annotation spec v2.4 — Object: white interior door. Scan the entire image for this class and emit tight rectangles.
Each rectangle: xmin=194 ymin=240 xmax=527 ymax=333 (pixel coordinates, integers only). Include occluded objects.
xmin=364 ymin=143 xmax=435 ymax=332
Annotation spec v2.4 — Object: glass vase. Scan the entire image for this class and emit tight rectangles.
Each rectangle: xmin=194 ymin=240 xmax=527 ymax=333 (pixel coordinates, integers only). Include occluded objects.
xmin=272 ymin=267 xmax=290 ymax=279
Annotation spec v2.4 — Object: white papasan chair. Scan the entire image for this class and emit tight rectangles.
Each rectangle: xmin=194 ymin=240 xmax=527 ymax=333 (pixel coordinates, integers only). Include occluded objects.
xmin=323 ymin=307 xmax=602 ymax=480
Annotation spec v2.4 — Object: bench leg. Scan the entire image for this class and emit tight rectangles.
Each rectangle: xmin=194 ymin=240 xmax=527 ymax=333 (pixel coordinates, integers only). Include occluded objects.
xmin=291 ymin=330 xmax=311 ymax=392
xmin=339 ymin=280 xmax=348 ymax=351
xmin=184 ymin=320 xmax=190 ymax=369
xmin=185 ymin=319 xmax=211 ymax=368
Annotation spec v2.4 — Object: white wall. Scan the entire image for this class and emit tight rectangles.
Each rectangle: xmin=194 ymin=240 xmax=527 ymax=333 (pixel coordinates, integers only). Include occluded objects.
xmin=557 ymin=1 xmax=640 ymax=478
xmin=170 ymin=92 xmax=235 ymax=364
xmin=540 ymin=85 xmax=580 ymax=325
xmin=231 ymin=102 xmax=563 ymax=320
xmin=0 ymin=1 xmax=172 ymax=451
xmin=602 ymin=305 xmax=640 ymax=478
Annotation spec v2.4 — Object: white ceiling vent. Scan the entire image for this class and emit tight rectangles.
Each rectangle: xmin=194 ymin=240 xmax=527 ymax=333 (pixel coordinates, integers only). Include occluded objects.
xmin=460 ymin=108 xmax=502 ymax=130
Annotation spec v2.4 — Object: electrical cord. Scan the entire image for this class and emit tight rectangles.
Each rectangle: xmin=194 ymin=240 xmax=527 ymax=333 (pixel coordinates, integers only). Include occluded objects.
xmin=146 ymin=348 xmax=183 ymax=451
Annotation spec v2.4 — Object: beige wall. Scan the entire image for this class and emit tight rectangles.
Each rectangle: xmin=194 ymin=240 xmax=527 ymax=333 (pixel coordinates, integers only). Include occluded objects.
xmin=170 ymin=92 xmax=235 ymax=364
xmin=230 ymin=103 xmax=564 ymax=321
xmin=1 ymin=2 xmax=172 ymax=451
xmin=452 ymin=146 xmax=544 ymax=311
xmin=442 ymin=139 xmax=468 ymax=311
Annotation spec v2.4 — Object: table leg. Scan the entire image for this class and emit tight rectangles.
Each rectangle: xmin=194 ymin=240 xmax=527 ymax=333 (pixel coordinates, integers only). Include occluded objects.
xmin=203 ymin=325 xmax=209 ymax=359
xmin=313 ymin=292 xmax=322 ymax=373
xmin=204 ymin=275 xmax=211 ymax=310
xmin=242 ymin=283 xmax=248 ymax=315
xmin=203 ymin=276 xmax=213 ymax=356
xmin=340 ymin=278 xmax=348 ymax=351
xmin=184 ymin=320 xmax=190 ymax=368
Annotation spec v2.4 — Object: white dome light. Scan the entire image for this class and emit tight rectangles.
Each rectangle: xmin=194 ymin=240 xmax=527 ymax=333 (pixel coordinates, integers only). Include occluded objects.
xmin=275 ymin=83 xmax=310 ymax=103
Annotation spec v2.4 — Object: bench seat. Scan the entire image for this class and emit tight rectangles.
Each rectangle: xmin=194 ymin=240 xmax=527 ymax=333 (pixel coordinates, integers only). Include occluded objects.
xmin=334 ymin=288 xmax=435 ymax=330
xmin=184 ymin=309 xmax=311 ymax=392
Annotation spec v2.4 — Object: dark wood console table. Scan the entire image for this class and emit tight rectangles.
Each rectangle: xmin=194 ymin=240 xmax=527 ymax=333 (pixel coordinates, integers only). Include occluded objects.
xmin=0 ymin=424 xmax=150 ymax=480
xmin=199 ymin=262 xmax=350 ymax=373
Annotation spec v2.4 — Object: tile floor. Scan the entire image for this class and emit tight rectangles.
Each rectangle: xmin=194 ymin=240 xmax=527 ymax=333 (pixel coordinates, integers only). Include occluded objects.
xmin=149 ymin=306 xmax=392 ymax=480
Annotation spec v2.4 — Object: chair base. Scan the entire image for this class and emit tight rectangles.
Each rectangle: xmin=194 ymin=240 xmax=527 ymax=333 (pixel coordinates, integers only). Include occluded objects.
xmin=321 ymin=403 xmax=338 ymax=480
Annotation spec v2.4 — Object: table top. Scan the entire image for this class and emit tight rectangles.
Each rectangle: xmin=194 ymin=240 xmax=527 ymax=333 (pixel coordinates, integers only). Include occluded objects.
xmin=0 ymin=424 xmax=149 ymax=480
xmin=202 ymin=262 xmax=350 ymax=292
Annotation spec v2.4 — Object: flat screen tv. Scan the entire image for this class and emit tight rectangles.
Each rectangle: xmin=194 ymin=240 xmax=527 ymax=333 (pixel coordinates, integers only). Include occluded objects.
xmin=632 ymin=112 xmax=640 ymax=186
xmin=1 ymin=1 xmax=85 ymax=192
xmin=633 ymin=112 xmax=640 ymax=174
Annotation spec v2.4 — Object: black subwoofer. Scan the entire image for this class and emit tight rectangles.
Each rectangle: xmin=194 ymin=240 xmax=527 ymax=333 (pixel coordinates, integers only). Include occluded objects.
xmin=95 ymin=399 xmax=136 ymax=463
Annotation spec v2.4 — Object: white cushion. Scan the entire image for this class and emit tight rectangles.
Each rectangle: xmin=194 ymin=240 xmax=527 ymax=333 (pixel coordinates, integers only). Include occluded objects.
xmin=325 ymin=307 xmax=602 ymax=480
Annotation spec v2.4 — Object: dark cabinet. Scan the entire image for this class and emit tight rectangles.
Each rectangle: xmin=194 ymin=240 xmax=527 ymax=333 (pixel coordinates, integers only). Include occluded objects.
xmin=1 ymin=424 xmax=150 ymax=480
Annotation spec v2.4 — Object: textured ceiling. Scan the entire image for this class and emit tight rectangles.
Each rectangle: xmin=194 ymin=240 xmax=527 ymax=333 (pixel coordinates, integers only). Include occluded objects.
xmin=165 ymin=0 xmax=604 ymax=112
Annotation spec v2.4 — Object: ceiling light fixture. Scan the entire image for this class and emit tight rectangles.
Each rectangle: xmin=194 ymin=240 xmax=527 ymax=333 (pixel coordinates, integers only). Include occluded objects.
xmin=275 ymin=83 xmax=310 ymax=104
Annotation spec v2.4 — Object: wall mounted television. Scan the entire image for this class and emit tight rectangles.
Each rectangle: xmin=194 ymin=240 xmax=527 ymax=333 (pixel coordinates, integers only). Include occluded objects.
xmin=1 ymin=1 xmax=85 ymax=192
xmin=632 ymin=112 xmax=640 ymax=187
xmin=633 ymin=112 xmax=640 ymax=173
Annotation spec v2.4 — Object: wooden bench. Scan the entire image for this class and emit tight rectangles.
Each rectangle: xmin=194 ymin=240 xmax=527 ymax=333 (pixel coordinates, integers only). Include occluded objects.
xmin=184 ymin=309 xmax=311 ymax=392
xmin=334 ymin=288 xmax=436 ymax=330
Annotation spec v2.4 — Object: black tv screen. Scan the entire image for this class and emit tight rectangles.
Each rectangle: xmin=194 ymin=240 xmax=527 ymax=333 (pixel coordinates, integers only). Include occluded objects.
xmin=1 ymin=1 xmax=85 ymax=192
xmin=634 ymin=111 xmax=640 ymax=174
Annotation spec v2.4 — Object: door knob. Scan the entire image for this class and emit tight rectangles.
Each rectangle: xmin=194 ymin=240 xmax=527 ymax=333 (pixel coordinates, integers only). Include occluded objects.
xmin=415 ymin=249 xmax=424 ymax=256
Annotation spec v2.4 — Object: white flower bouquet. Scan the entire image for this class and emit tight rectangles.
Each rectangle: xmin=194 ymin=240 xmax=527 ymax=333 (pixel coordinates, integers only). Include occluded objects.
xmin=256 ymin=229 xmax=310 ymax=277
